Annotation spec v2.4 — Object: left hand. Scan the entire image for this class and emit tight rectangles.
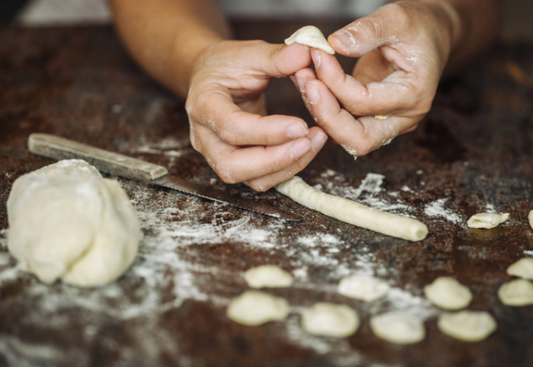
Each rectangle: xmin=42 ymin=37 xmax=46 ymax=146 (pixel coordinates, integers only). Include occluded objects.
xmin=292 ymin=1 xmax=457 ymax=157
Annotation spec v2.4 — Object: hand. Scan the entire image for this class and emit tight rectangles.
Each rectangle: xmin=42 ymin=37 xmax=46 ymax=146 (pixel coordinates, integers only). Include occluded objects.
xmin=186 ymin=41 xmax=328 ymax=191
xmin=292 ymin=1 xmax=456 ymax=157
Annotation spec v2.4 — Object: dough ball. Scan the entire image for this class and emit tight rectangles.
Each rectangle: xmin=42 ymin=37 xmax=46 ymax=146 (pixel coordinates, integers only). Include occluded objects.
xmin=301 ymin=302 xmax=359 ymax=338
xmin=7 ymin=159 xmax=141 ymax=287
xmin=226 ymin=291 xmax=289 ymax=326
xmin=438 ymin=311 xmax=497 ymax=342
xmin=498 ymin=279 xmax=533 ymax=306
xmin=467 ymin=213 xmax=509 ymax=229
xmin=244 ymin=265 xmax=293 ymax=288
xmin=370 ymin=312 xmax=425 ymax=344
xmin=423 ymin=277 xmax=472 ymax=310
xmin=284 ymin=25 xmax=335 ymax=55
xmin=507 ymin=258 xmax=533 ymax=280
xmin=337 ymin=274 xmax=390 ymax=302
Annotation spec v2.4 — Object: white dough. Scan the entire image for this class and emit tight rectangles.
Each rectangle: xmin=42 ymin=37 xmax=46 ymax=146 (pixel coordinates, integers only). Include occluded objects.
xmin=337 ymin=274 xmax=390 ymax=302
xmin=275 ymin=176 xmax=428 ymax=242
xmin=244 ymin=265 xmax=293 ymax=288
xmin=301 ymin=303 xmax=359 ymax=338
xmin=423 ymin=277 xmax=472 ymax=310
xmin=370 ymin=312 xmax=425 ymax=344
xmin=529 ymin=210 xmax=533 ymax=230
xmin=507 ymin=258 xmax=533 ymax=280
xmin=7 ymin=160 xmax=141 ymax=287
xmin=284 ymin=25 xmax=335 ymax=55
xmin=498 ymin=279 xmax=533 ymax=306
xmin=226 ymin=291 xmax=289 ymax=326
xmin=438 ymin=311 xmax=497 ymax=342
xmin=467 ymin=213 xmax=509 ymax=229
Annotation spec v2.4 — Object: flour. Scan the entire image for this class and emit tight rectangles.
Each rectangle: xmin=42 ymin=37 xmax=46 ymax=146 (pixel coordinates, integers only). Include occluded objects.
xmin=424 ymin=198 xmax=463 ymax=225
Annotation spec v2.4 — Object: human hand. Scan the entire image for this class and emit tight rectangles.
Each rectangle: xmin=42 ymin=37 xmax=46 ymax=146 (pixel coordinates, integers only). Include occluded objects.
xmin=293 ymin=1 xmax=457 ymax=157
xmin=186 ymin=41 xmax=328 ymax=191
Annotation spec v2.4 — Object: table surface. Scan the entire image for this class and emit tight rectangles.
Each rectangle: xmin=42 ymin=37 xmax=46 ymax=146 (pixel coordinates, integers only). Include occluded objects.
xmin=1 ymin=21 xmax=533 ymax=367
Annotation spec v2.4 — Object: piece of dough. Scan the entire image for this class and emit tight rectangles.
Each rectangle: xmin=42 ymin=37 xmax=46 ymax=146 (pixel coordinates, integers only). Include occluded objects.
xmin=284 ymin=25 xmax=335 ymax=55
xmin=507 ymin=258 xmax=533 ymax=280
xmin=7 ymin=160 xmax=140 ymax=287
xmin=226 ymin=291 xmax=289 ymax=326
xmin=301 ymin=303 xmax=359 ymax=338
xmin=498 ymin=279 xmax=533 ymax=306
xmin=423 ymin=277 xmax=472 ymax=310
xmin=529 ymin=210 xmax=533 ymax=230
xmin=467 ymin=213 xmax=509 ymax=229
xmin=244 ymin=265 xmax=293 ymax=288
xmin=275 ymin=176 xmax=428 ymax=242
xmin=438 ymin=311 xmax=497 ymax=342
xmin=337 ymin=274 xmax=390 ymax=302
xmin=370 ymin=312 xmax=425 ymax=344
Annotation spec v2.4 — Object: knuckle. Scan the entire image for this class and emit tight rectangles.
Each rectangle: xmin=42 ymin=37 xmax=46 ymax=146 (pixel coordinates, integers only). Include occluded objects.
xmin=218 ymin=123 xmax=238 ymax=145
xmin=215 ymin=161 xmax=237 ymax=184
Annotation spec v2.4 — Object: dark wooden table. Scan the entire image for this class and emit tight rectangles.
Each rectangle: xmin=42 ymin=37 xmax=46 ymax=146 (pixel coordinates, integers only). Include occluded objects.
xmin=1 ymin=20 xmax=533 ymax=367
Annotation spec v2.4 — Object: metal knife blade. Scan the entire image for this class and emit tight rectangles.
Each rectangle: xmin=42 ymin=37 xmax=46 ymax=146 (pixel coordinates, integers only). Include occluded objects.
xmin=28 ymin=133 xmax=302 ymax=221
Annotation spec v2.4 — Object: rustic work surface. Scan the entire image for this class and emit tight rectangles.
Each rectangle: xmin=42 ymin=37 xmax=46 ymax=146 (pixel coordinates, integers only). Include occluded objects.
xmin=1 ymin=20 xmax=533 ymax=367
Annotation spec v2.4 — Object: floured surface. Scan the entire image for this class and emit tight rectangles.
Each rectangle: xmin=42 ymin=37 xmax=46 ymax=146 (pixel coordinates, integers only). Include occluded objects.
xmin=2 ymin=24 xmax=533 ymax=367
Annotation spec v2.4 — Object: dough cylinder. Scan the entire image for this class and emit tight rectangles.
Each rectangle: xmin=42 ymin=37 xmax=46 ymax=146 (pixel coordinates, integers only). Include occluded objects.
xmin=275 ymin=177 xmax=428 ymax=242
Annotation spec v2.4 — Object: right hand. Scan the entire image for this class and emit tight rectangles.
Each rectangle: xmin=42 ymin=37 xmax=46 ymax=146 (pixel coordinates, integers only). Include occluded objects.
xmin=185 ymin=41 xmax=328 ymax=191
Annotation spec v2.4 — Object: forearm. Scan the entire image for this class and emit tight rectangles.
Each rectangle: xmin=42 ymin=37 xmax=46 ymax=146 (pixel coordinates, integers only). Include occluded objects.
xmin=109 ymin=0 xmax=230 ymax=97
xmin=408 ymin=0 xmax=501 ymax=69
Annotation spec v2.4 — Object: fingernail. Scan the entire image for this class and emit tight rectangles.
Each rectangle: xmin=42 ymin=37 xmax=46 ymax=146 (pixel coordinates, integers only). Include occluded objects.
xmin=311 ymin=131 xmax=327 ymax=152
xmin=290 ymin=138 xmax=312 ymax=160
xmin=287 ymin=123 xmax=308 ymax=139
xmin=290 ymin=75 xmax=300 ymax=91
xmin=332 ymin=30 xmax=355 ymax=48
xmin=306 ymin=82 xmax=320 ymax=104
xmin=295 ymin=72 xmax=307 ymax=93
xmin=311 ymin=49 xmax=321 ymax=68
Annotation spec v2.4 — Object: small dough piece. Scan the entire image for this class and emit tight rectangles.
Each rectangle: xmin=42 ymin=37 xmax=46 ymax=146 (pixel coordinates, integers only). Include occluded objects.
xmin=424 ymin=277 xmax=472 ymax=310
xmin=337 ymin=275 xmax=390 ymax=302
xmin=284 ymin=25 xmax=335 ymax=55
xmin=244 ymin=265 xmax=293 ymax=288
xmin=374 ymin=115 xmax=389 ymax=120
xmin=7 ymin=160 xmax=140 ymax=287
xmin=275 ymin=177 xmax=428 ymax=242
xmin=507 ymin=258 xmax=533 ymax=280
xmin=438 ymin=311 xmax=496 ymax=342
xmin=529 ymin=210 xmax=533 ymax=230
xmin=227 ymin=291 xmax=289 ymax=326
xmin=498 ymin=279 xmax=533 ymax=306
xmin=301 ymin=303 xmax=359 ymax=338
xmin=467 ymin=213 xmax=509 ymax=229
xmin=370 ymin=312 xmax=425 ymax=344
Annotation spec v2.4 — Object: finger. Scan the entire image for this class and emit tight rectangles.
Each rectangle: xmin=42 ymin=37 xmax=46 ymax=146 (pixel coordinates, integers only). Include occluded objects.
xmin=193 ymin=86 xmax=310 ymax=146
xmin=311 ymin=49 xmax=422 ymax=116
xmin=245 ymin=127 xmax=328 ymax=192
xmin=193 ymin=124 xmax=315 ymax=184
xmin=327 ymin=3 xmax=410 ymax=57
xmin=303 ymin=79 xmax=415 ymax=156
xmin=251 ymin=42 xmax=312 ymax=77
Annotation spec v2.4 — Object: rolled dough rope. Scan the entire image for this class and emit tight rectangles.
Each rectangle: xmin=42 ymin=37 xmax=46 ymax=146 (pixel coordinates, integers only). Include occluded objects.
xmin=275 ymin=177 xmax=428 ymax=242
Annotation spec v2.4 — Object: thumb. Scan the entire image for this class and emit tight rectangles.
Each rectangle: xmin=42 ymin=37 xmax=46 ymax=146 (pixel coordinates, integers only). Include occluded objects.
xmin=328 ymin=3 xmax=409 ymax=57
xmin=252 ymin=42 xmax=312 ymax=77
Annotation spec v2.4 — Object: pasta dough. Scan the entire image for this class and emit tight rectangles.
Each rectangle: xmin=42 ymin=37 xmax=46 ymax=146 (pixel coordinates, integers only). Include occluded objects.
xmin=275 ymin=176 xmax=428 ymax=242
xmin=507 ymin=258 xmax=533 ymax=280
xmin=498 ymin=279 xmax=533 ymax=306
xmin=301 ymin=303 xmax=359 ymax=338
xmin=337 ymin=275 xmax=390 ymax=302
xmin=226 ymin=291 xmax=289 ymax=326
xmin=284 ymin=25 xmax=335 ymax=55
xmin=529 ymin=210 xmax=533 ymax=229
xmin=438 ymin=311 xmax=497 ymax=342
xmin=244 ymin=265 xmax=293 ymax=288
xmin=370 ymin=312 xmax=425 ymax=344
xmin=467 ymin=213 xmax=509 ymax=229
xmin=7 ymin=160 xmax=140 ymax=287
xmin=423 ymin=277 xmax=472 ymax=310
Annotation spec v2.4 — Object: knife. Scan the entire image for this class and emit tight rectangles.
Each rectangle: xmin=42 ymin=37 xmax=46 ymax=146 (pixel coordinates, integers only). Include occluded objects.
xmin=28 ymin=133 xmax=302 ymax=221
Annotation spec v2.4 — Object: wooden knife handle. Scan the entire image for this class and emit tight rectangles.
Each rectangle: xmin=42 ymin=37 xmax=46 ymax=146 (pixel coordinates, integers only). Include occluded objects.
xmin=28 ymin=133 xmax=168 ymax=181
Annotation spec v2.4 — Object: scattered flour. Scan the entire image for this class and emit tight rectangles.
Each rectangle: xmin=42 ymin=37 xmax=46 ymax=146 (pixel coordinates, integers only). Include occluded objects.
xmin=424 ymin=198 xmax=463 ymax=225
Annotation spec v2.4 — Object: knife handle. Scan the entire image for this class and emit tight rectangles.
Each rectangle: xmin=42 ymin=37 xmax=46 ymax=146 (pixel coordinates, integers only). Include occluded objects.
xmin=28 ymin=133 xmax=168 ymax=181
